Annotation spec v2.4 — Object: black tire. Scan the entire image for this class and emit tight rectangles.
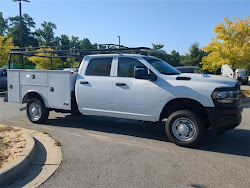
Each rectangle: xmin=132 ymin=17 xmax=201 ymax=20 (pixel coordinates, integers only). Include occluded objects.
xmin=71 ymin=110 xmax=81 ymax=116
xmin=71 ymin=92 xmax=81 ymax=116
xmin=26 ymin=98 xmax=49 ymax=124
xmin=165 ymin=110 xmax=205 ymax=147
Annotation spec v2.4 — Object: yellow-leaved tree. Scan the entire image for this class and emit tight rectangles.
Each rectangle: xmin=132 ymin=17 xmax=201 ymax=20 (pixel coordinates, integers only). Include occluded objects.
xmin=28 ymin=48 xmax=62 ymax=69
xmin=201 ymin=17 xmax=250 ymax=72
xmin=66 ymin=57 xmax=79 ymax=68
xmin=0 ymin=36 xmax=14 ymax=67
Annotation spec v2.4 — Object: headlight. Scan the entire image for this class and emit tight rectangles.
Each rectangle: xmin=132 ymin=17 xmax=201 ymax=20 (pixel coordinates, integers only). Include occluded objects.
xmin=212 ymin=89 xmax=240 ymax=103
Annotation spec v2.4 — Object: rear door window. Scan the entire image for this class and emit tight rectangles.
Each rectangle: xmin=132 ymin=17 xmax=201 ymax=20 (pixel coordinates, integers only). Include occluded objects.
xmin=85 ymin=58 xmax=113 ymax=76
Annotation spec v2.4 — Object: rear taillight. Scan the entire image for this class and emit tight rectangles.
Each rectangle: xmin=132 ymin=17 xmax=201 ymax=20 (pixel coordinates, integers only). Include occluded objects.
xmin=236 ymin=72 xmax=239 ymax=78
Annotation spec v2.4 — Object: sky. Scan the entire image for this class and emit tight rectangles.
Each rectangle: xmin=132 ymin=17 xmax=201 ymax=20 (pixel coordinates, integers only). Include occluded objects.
xmin=0 ymin=0 xmax=249 ymax=55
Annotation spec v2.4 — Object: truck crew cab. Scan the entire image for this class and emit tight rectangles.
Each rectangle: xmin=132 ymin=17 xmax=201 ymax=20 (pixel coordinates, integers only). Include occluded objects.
xmin=6 ymin=46 xmax=242 ymax=147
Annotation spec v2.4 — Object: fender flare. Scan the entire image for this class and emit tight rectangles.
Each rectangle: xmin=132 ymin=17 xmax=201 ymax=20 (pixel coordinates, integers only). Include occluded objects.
xmin=22 ymin=91 xmax=46 ymax=106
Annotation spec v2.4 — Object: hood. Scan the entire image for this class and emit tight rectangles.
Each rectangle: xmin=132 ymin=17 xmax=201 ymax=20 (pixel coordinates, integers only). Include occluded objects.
xmin=165 ymin=73 xmax=237 ymax=88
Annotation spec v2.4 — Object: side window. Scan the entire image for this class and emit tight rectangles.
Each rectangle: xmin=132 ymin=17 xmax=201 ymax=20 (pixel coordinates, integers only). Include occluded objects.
xmin=118 ymin=57 xmax=147 ymax=77
xmin=86 ymin=57 xmax=112 ymax=76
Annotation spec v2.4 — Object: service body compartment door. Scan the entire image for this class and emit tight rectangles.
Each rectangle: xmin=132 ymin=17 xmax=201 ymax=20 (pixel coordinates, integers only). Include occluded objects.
xmin=20 ymin=71 xmax=48 ymax=85
xmin=7 ymin=70 xmax=20 ymax=103
xmin=48 ymin=72 xmax=71 ymax=110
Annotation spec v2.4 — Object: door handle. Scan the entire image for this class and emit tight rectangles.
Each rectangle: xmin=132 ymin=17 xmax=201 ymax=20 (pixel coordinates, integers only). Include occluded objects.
xmin=116 ymin=83 xmax=126 ymax=86
xmin=80 ymin=81 xmax=89 ymax=85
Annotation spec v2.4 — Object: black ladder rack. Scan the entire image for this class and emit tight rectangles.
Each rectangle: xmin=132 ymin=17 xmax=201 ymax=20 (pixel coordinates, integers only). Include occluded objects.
xmin=8 ymin=44 xmax=167 ymax=69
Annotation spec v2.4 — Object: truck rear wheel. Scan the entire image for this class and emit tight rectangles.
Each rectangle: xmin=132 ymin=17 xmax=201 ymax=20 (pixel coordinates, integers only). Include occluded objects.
xmin=165 ymin=110 xmax=204 ymax=147
xmin=26 ymin=98 xmax=49 ymax=124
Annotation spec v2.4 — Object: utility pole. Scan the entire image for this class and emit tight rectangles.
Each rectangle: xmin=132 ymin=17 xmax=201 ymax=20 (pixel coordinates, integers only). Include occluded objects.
xmin=117 ymin=36 xmax=120 ymax=48
xmin=19 ymin=1 xmax=23 ymax=48
xmin=13 ymin=0 xmax=30 ymax=68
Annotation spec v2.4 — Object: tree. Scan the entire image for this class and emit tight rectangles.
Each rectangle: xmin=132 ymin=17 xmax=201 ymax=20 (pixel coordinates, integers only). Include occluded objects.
xmin=27 ymin=48 xmax=62 ymax=69
xmin=152 ymin=43 xmax=165 ymax=50
xmin=53 ymin=36 xmax=61 ymax=46
xmin=151 ymin=43 xmax=168 ymax=61
xmin=70 ymin=36 xmax=80 ymax=46
xmin=0 ymin=36 xmax=15 ymax=67
xmin=167 ymin=50 xmax=181 ymax=67
xmin=245 ymin=63 xmax=250 ymax=74
xmin=181 ymin=42 xmax=208 ymax=67
xmin=80 ymin=38 xmax=94 ymax=49
xmin=201 ymin=17 xmax=250 ymax=72
xmin=0 ymin=12 xmax=8 ymax=35
xmin=7 ymin=14 xmax=38 ymax=47
xmin=60 ymin=34 xmax=70 ymax=46
xmin=36 ymin=21 xmax=57 ymax=46
xmin=59 ymin=34 xmax=70 ymax=50
xmin=66 ymin=57 xmax=79 ymax=68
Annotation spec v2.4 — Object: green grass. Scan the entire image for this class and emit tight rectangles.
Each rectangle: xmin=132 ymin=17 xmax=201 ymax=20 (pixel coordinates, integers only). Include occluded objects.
xmin=54 ymin=140 xmax=61 ymax=147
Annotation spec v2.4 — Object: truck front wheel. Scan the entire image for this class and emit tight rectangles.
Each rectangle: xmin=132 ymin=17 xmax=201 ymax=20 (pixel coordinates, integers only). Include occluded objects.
xmin=165 ymin=110 xmax=204 ymax=147
xmin=26 ymin=98 xmax=49 ymax=124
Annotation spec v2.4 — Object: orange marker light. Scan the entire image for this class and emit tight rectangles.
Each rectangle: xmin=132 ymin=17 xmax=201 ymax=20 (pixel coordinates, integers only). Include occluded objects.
xmin=212 ymin=91 xmax=218 ymax=99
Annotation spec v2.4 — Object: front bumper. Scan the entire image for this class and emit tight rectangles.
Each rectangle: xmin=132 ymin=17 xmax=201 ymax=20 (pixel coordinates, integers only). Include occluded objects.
xmin=205 ymin=106 xmax=243 ymax=132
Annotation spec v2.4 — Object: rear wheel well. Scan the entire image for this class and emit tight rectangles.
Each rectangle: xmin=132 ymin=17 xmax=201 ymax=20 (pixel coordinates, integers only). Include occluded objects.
xmin=160 ymin=98 xmax=210 ymax=127
xmin=22 ymin=92 xmax=44 ymax=104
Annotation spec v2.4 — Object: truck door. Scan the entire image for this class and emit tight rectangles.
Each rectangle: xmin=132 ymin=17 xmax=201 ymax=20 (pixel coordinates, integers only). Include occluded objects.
xmin=76 ymin=57 xmax=114 ymax=116
xmin=112 ymin=57 xmax=158 ymax=121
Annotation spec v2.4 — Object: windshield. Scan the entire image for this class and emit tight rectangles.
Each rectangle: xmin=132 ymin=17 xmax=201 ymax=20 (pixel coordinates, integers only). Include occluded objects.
xmin=143 ymin=57 xmax=180 ymax=75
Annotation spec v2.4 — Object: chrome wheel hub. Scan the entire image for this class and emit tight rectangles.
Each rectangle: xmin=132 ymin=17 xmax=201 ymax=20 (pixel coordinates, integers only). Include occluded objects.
xmin=172 ymin=118 xmax=196 ymax=141
xmin=29 ymin=103 xmax=41 ymax=121
xmin=178 ymin=124 xmax=190 ymax=135
xmin=31 ymin=107 xmax=39 ymax=116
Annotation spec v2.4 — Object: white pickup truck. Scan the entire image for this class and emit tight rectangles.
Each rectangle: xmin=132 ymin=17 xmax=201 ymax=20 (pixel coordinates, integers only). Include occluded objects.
xmin=6 ymin=53 xmax=242 ymax=147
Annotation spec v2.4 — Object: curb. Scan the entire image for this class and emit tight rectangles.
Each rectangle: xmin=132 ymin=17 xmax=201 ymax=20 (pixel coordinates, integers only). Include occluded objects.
xmin=0 ymin=128 xmax=36 ymax=186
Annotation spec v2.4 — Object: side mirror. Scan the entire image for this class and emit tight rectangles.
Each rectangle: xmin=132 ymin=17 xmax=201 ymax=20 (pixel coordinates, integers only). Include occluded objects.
xmin=134 ymin=66 xmax=157 ymax=81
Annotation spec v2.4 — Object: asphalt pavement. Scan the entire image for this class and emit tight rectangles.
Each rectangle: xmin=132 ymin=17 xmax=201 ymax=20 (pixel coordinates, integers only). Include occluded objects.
xmin=0 ymin=92 xmax=249 ymax=188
